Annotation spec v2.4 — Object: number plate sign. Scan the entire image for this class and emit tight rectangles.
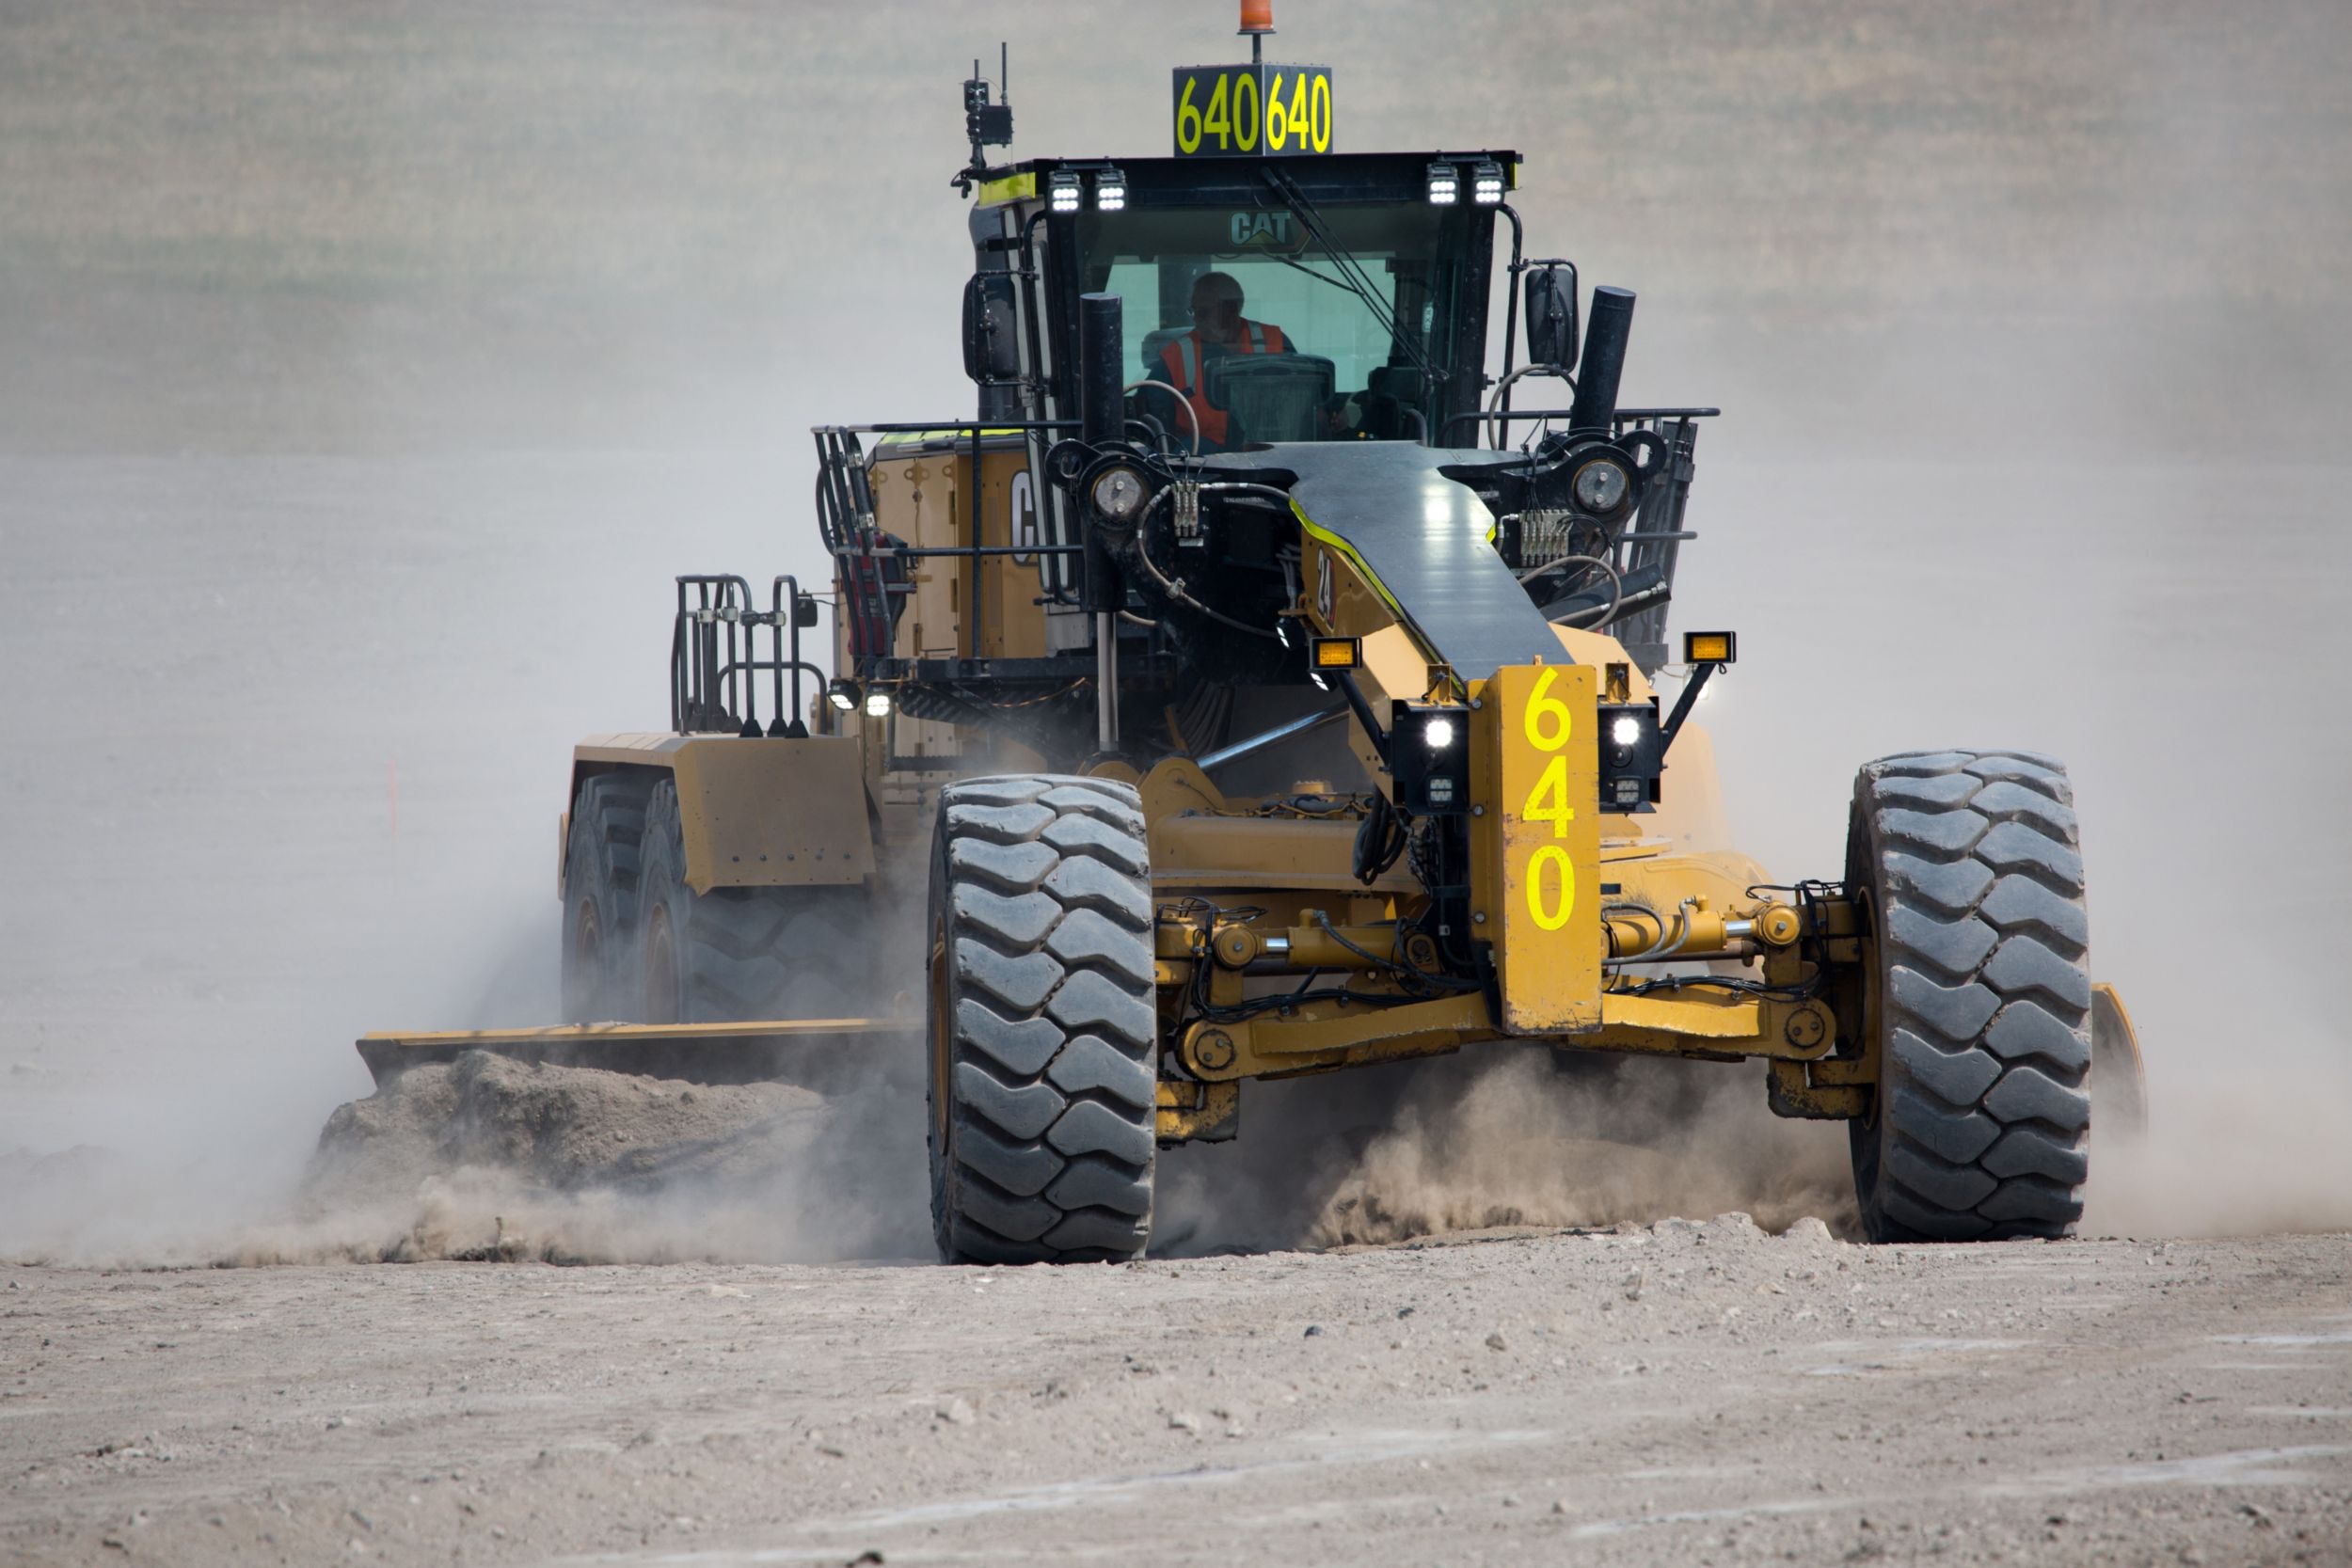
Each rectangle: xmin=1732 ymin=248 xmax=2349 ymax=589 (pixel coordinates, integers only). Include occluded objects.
xmin=1473 ymin=663 xmax=1602 ymax=1033
xmin=1172 ymin=64 xmax=1333 ymax=158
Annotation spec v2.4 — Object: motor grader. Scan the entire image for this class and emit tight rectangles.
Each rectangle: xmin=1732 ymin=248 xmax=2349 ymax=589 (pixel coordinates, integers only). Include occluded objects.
xmin=359 ymin=15 xmax=2146 ymax=1261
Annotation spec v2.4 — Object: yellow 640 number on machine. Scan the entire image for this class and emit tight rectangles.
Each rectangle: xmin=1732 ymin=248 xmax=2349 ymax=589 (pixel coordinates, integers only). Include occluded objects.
xmin=1487 ymin=662 xmax=1601 ymax=1032
xmin=1519 ymin=668 xmax=1580 ymax=930
xmin=1171 ymin=64 xmax=1334 ymax=158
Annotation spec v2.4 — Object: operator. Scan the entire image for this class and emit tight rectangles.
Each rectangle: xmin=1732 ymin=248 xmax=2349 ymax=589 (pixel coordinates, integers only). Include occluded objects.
xmin=1156 ymin=271 xmax=1288 ymax=451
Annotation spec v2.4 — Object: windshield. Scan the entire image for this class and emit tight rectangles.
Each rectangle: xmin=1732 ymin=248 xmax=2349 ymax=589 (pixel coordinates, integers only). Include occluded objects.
xmin=1073 ymin=198 xmax=1482 ymax=448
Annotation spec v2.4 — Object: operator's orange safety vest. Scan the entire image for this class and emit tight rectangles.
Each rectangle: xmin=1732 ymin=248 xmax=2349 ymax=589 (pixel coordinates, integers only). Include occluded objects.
xmin=1156 ymin=320 xmax=1288 ymax=448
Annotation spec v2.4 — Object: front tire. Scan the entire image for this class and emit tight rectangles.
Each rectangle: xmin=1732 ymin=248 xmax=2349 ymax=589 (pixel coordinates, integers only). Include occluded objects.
xmin=1847 ymin=751 xmax=2094 ymax=1242
xmin=927 ymin=775 xmax=1158 ymax=1264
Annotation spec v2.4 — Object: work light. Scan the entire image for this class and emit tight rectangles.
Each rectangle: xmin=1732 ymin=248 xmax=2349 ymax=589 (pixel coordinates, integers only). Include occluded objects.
xmin=1424 ymin=162 xmax=1458 ymax=206
xmin=1048 ymin=168 xmax=1083 ymax=214
xmin=1094 ymin=167 xmax=1127 ymax=212
xmin=1389 ymin=703 xmax=1471 ymax=815
xmin=864 ymin=690 xmax=892 ymax=718
xmin=1089 ymin=465 xmax=1147 ymax=521
xmin=1470 ymin=160 xmax=1505 ymax=205
xmin=1573 ymin=456 xmax=1629 ymax=514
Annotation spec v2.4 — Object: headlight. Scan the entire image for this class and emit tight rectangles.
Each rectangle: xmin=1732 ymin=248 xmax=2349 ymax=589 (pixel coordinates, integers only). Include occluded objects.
xmin=864 ymin=690 xmax=892 ymax=718
xmin=1423 ymin=716 xmax=1457 ymax=750
xmin=826 ymin=683 xmax=857 ymax=712
xmin=1090 ymin=466 xmax=1147 ymax=522
xmin=1572 ymin=458 xmax=1629 ymax=514
xmin=1611 ymin=714 xmax=1643 ymax=748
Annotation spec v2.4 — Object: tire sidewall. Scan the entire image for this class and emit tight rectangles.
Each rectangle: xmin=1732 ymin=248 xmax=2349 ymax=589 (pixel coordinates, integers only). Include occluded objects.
xmin=925 ymin=812 xmax=959 ymax=1259
xmin=1845 ymin=791 xmax=1899 ymax=1238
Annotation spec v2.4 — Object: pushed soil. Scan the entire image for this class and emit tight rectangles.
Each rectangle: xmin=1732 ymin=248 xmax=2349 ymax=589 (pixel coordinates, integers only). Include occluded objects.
xmin=285 ymin=1053 xmax=872 ymax=1266
xmin=310 ymin=1051 xmax=828 ymax=1196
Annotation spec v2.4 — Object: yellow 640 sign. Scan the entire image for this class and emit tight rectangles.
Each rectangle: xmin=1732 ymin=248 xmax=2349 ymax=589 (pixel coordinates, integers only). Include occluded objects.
xmin=1488 ymin=662 xmax=1601 ymax=1032
xmin=1171 ymin=65 xmax=1334 ymax=158
xmin=1519 ymin=668 xmax=1581 ymax=930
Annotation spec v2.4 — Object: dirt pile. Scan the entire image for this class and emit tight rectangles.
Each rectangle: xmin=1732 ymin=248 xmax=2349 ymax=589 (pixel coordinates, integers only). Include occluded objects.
xmin=262 ymin=1050 xmax=930 ymax=1266
xmin=310 ymin=1050 xmax=828 ymax=1196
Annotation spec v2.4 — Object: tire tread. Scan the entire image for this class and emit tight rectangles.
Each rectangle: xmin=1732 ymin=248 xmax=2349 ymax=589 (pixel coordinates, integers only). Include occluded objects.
xmin=930 ymin=774 xmax=1156 ymax=1264
xmin=1851 ymin=752 xmax=2093 ymax=1243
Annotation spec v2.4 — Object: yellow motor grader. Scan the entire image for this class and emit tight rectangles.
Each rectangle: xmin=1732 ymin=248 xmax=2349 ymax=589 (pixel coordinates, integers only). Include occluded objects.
xmin=359 ymin=19 xmax=2145 ymax=1261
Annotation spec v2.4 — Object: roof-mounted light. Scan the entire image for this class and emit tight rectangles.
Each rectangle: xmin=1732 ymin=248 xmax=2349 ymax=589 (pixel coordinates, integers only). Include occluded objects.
xmin=1047 ymin=168 xmax=1083 ymax=214
xmin=1094 ymin=166 xmax=1127 ymax=212
xmin=1424 ymin=161 xmax=1459 ymax=206
xmin=1470 ymin=159 xmax=1505 ymax=205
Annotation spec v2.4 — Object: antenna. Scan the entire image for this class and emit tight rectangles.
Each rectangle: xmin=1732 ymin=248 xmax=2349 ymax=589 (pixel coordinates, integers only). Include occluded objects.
xmin=953 ymin=42 xmax=1015 ymax=195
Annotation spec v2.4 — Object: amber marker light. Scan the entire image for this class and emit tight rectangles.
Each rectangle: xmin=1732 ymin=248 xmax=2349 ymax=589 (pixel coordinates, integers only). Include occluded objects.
xmin=1683 ymin=631 xmax=1737 ymax=665
xmin=1311 ymin=636 xmax=1361 ymax=671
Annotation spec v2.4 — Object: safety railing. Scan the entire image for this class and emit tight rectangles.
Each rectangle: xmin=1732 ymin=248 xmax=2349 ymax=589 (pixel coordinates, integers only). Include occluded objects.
xmin=669 ymin=575 xmax=827 ymax=736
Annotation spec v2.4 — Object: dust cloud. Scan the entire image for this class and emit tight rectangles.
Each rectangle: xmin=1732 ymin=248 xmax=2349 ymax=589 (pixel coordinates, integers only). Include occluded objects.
xmin=3 ymin=3 xmax=2348 ymax=1265
xmin=1152 ymin=1049 xmax=1857 ymax=1257
xmin=1 ymin=1043 xmax=932 ymax=1269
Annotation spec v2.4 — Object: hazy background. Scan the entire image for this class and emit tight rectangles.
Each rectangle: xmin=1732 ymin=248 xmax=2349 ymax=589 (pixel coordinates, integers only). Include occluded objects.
xmin=2 ymin=0 xmax=2347 ymax=1249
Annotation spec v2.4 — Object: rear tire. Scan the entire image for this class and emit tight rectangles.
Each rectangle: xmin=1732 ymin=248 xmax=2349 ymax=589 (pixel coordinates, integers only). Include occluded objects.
xmin=1847 ymin=751 xmax=2094 ymax=1242
xmin=634 ymin=778 xmax=871 ymax=1024
xmin=561 ymin=773 xmax=653 ymax=1022
xmin=927 ymin=775 xmax=1158 ymax=1265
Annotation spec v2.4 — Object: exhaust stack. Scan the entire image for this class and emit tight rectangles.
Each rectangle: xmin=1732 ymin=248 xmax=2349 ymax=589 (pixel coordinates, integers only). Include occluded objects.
xmin=1567 ymin=285 xmax=1636 ymax=433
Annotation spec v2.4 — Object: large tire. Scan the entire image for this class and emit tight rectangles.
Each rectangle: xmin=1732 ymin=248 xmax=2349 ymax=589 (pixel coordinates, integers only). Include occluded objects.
xmin=927 ymin=775 xmax=1158 ymax=1264
xmin=1847 ymin=751 xmax=2094 ymax=1242
xmin=561 ymin=773 xmax=653 ymax=1022
xmin=634 ymin=778 xmax=871 ymax=1024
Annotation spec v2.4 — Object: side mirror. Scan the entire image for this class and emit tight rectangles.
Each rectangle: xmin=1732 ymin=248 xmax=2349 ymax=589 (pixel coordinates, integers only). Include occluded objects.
xmin=1523 ymin=262 xmax=1579 ymax=371
xmin=961 ymin=273 xmax=1021 ymax=384
xmin=792 ymin=591 xmax=819 ymax=629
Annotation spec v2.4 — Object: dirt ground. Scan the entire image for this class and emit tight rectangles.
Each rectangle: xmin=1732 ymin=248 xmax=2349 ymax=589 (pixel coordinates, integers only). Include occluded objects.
xmin=5 ymin=1227 xmax=2348 ymax=1567
xmin=4 ymin=3 xmax=2350 ymax=1564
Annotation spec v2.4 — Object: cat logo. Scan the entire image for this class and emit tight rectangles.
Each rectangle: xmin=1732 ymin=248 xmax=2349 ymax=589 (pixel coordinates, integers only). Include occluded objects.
xmin=1009 ymin=469 xmax=1038 ymax=563
xmin=1229 ymin=211 xmax=1302 ymax=252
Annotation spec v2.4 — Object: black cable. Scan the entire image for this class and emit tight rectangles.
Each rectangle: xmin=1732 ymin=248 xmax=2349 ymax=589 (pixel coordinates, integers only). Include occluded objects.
xmin=1352 ymin=791 xmax=1407 ymax=884
xmin=1616 ymin=972 xmax=1822 ymax=1003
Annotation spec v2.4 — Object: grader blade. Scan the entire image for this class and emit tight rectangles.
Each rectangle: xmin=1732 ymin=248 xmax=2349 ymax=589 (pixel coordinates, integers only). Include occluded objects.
xmin=355 ymin=1018 xmax=921 ymax=1088
xmin=2090 ymin=981 xmax=2150 ymax=1140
